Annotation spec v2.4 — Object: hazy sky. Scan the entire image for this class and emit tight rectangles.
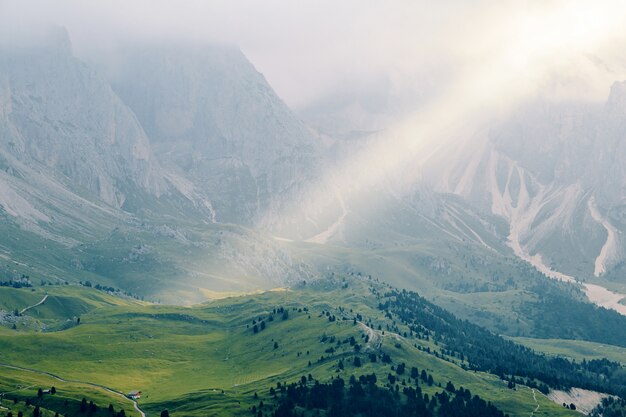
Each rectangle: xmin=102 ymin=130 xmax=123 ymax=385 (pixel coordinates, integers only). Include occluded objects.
xmin=3 ymin=0 xmax=626 ymax=111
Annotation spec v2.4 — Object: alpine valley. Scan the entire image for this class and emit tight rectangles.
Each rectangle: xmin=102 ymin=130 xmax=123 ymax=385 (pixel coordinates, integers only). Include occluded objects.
xmin=1 ymin=25 xmax=625 ymax=417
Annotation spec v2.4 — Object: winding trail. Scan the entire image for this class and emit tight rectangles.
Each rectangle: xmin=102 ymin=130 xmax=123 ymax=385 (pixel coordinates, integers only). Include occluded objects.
xmin=530 ymin=388 xmax=540 ymax=416
xmin=20 ymin=294 xmax=49 ymax=315
xmin=357 ymin=321 xmax=406 ymax=351
xmin=358 ymin=322 xmax=383 ymax=350
xmin=0 ymin=363 xmax=146 ymax=417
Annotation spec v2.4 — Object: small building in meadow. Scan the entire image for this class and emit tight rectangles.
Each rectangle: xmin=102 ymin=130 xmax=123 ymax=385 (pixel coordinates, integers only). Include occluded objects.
xmin=127 ymin=391 xmax=142 ymax=400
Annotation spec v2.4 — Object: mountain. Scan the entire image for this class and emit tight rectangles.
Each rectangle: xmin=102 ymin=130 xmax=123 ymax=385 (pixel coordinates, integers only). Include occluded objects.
xmin=0 ymin=25 xmax=626 ymax=417
xmin=100 ymin=43 xmax=327 ymax=228
xmin=430 ymin=89 xmax=626 ymax=285
xmin=0 ymin=27 xmax=624 ymax=322
xmin=0 ymin=27 xmax=164 ymax=211
xmin=0 ymin=29 xmax=320 ymax=302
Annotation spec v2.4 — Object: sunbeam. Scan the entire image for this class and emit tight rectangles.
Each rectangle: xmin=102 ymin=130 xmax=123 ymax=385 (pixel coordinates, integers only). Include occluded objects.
xmin=270 ymin=0 xmax=626 ymax=241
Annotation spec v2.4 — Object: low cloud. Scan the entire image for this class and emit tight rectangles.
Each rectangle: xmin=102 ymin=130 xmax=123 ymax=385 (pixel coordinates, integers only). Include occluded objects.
xmin=3 ymin=0 xmax=625 ymax=111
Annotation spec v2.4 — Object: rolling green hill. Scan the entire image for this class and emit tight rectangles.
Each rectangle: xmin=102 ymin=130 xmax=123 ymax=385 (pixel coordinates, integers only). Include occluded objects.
xmin=0 ymin=278 xmax=606 ymax=417
xmin=508 ymin=337 xmax=626 ymax=364
xmin=0 ymin=366 xmax=142 ymax=417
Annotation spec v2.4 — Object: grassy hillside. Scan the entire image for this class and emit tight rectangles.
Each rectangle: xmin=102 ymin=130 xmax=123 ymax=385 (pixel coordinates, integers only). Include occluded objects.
xmin=509 ymin=337 xmax=626 ymax=364
xmin=0 ymin=279 xmax=584 ymax=417
xmin=0 ymin=216 xmax=312 ymax=306
xmin=3 ymin=199 xmax=624 ymax=355
xmin=0 ymin=366 xmax=141 ymax=417
xmin=288 ymin=240 xmax=626 ymax=348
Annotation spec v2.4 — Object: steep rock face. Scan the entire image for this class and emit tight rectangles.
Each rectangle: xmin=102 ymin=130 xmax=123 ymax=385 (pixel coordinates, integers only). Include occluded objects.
xmin=434 ymin=88 xmax=626 ymax=279
xmin=0 ymin=28 xmax=164 ymax=210
xmin=104 ymin=43 xmax=323 ymax=226
xmin=0 ymin=31 xmax=322 ymax=298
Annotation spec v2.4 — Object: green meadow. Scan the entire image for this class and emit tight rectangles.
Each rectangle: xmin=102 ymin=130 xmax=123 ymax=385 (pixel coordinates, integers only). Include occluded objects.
xmin=509 ymin=337 xmax=626 ymax=364
xmin=1 ymin=279 xmax=580 ymax=416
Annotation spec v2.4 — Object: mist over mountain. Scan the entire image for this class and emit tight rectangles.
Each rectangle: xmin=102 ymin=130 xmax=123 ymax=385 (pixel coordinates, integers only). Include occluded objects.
xmin=2 ymin=2 xmax=626 ymax=416
xmin=0 ymin=27 xmax=163 ymax=210
xmin=0 ymin=27 xmax=326 ymax=301
xmin=0 ymin=24 xmax=624 ymax=307
xmin=97 ymin=42 xmax=325 ymax=226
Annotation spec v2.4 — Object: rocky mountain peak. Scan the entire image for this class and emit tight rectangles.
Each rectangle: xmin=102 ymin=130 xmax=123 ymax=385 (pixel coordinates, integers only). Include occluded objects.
xmin=0 ymin=24 xmax=72 ymax=56
xmin=606 ymin=80 xmax=626 ymax=118
xmin=0 ymin=27 xmax=164 ymax=209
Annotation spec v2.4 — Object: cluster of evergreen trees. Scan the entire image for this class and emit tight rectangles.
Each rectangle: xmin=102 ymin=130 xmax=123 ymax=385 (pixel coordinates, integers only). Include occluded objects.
xmin=344 ymin=260 xmax=626 ymax=348
xmin=259 ymin=373 xmax=508 ymax=417
xmin=1 ymin=392 xmax=127 ymax=417
xmin=250 ymin=306 xmax=296 ymax=334
xmin=380 ymin=289 xmax=626 ymax=398
xmin=590 ymin=397 xmax=626 ymax=417
xmin=521 ymin=281 xmax=626 ymax=347
xmin=0 ymin=276 xmax=32 ymax=288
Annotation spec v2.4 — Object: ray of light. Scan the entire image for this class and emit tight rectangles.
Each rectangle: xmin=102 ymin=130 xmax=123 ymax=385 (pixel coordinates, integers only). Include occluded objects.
xmin=270 ymin=0 xmax=626 ymax=241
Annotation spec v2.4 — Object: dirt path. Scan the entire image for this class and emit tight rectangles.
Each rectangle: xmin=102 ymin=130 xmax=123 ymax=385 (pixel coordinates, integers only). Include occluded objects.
xmin=20 ymin=294 xmax=49 ymax=315
xmin=530 ymin=388 xmax=540 ymax=416
xmin=0 ymin=362 xmax=146 ymax=417
xmin=358 ymin=322 xmax=383 ymax=350
xmin=1 ymin=384 xmax=36 ymax=395
xmin=358 ymin=322 xmax=406 ymax=351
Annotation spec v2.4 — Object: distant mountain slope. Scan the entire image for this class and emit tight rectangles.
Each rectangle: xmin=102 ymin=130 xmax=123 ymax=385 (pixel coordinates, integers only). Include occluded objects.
xmin=432 ymin=88 xmax=626 ymax=282
xmin=0 ymin=27 xmax=623 ymax=328
xmin=0 ymin=29 xmax=320 ymax=301
xmin=0 ymin=27 xmax=164 ymax=210
xmin=102 ymin=43 xmax=325 ymax=227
